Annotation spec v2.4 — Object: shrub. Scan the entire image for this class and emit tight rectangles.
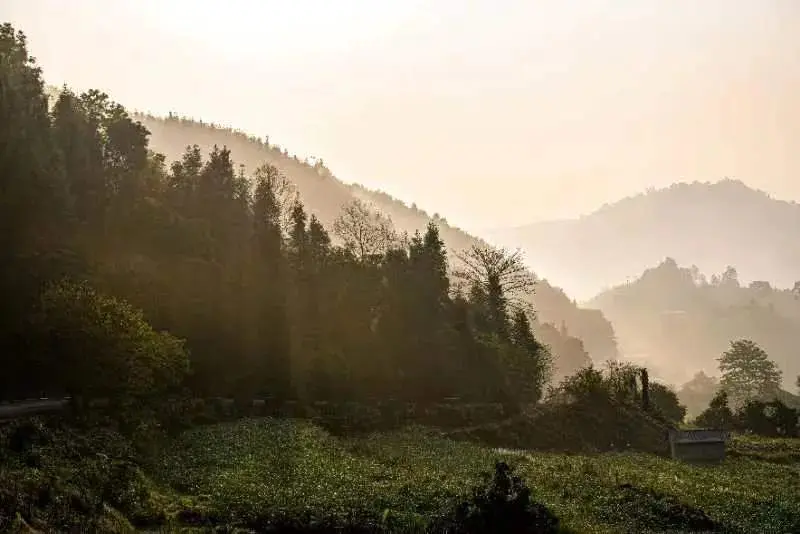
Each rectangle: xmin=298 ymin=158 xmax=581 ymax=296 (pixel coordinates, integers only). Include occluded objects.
xmin=29 ymin=279 xmax=189 ymax=400
xmin=0 ymin=417 xmax=163 ymax=532
xmin=555 ymin=366 xmax=607 ymax=402
xmin=693 ymin=390 xmax=735 ymax=429
xmin=431 ymin=461 xmax=559 ymax=534
xmin=649 ymin=382 xmax=687 ymax=425
xmin=736 ymin=399 xmax=798 ymax=437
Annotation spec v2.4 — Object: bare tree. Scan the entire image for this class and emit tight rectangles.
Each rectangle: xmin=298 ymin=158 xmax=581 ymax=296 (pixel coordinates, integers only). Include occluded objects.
xmin=251 ymin=163 xmax=299 ymax=237
xmin=332 ymin=199 xmax=398 ymax=260
xmin=452 ymin=244 xmax=536 ymax=312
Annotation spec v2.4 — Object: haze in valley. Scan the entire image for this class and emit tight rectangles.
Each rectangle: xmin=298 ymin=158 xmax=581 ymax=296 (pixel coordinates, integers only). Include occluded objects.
xmin=8 ymin=0 xmax=800 ymax=238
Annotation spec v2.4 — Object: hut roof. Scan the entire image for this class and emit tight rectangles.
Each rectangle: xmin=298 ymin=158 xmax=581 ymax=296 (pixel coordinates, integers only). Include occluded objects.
xmin=669 ymin=428 xmax=729 ymax=444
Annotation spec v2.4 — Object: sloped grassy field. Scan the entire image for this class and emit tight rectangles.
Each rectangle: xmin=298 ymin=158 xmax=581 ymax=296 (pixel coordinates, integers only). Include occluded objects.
xmin=153 ymin=418 xmax=800 ymax=533
xmin=1 ymin=416 xmax=799 ymax=532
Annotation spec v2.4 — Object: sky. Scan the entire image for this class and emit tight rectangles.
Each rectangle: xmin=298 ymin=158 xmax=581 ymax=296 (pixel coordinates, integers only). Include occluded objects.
xmin=6 ymin=0 xmax=800 ymax=232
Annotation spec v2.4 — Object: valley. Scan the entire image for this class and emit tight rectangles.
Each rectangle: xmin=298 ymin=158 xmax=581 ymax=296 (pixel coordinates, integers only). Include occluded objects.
xmin=4 ymin=9 xmax=800 ymax=532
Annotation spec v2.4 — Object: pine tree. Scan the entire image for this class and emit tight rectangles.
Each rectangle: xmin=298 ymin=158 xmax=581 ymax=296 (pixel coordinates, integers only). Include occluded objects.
xmin=0 ymin=24 xmax=73 ymax=398
xmin=251 ymin=167 xmax=292 ymax=398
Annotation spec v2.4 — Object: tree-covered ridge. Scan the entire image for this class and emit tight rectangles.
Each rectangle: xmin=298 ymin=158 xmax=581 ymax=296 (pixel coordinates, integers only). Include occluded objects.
xmin=4 ymin=23 xmax=565 ymax=406
xmin=589 ymin=257 xmax=800 ymax=391
xmin=121 ymin=108 xmax=619 ymax=370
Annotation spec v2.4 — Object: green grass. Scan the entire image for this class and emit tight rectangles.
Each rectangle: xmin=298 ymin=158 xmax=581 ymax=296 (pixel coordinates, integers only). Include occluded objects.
xmin=2 ymin=416 xmax=799 ymax=532
xmin=514 ymin=451 xmax=799 ymax=533
xmin=154 ymin=418 xmax=800 ymax=533
xmin=728 ymin=433 xmax=800 ymax=464
xmin=156 ymin=420 xmax=509 ymax=530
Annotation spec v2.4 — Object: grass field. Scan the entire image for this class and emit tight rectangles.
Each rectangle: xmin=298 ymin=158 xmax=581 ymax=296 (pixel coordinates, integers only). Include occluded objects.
xmin=152 ymin=418 xmax=800 ymax=533
xmin=2 ymin=416 xmax=799 ymax=532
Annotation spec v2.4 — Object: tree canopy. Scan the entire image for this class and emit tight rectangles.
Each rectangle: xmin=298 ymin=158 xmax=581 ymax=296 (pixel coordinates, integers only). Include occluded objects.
xmin=718 ymin=339 xmax=782 ymax=408
xmin=0 ymin=23 xmax=553 ymax=408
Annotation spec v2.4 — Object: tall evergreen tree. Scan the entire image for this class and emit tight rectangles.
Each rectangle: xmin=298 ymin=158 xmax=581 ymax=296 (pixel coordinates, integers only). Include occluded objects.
xmin=0 ymin=24 xmax=73 ymax=398
xmin=251 ymin=165 xmax=292 ymax=398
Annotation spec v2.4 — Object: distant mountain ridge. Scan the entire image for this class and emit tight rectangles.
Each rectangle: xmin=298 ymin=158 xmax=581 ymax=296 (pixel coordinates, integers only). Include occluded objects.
xmin=487 ymin=179 xmax=800 ymax=301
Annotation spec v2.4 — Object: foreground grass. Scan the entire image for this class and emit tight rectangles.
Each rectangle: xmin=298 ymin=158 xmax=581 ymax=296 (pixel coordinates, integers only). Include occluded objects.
xmin=156 ymin=420 xmax=509 ymax=530
xmin=2 ymin=416 xmax=798 ymax=532
xmin=514 ymin=450 xmax=799 ymax=533
xmin=154 ymin=418 xmax=800 ymax=533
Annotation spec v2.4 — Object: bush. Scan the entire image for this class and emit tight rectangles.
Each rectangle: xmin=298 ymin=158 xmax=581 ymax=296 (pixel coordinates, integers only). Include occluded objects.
xmin=693 ymin=390 xmax=735 ymax=429
xmin=431 ymin=461 xmax=559 ymax=534
xmin=449 ymin=395 xmax=671 ymax=456
xmin=29 ymin=279 xmax=189 ymax=400
xmin=452 ymin=364 xmax=672 ymax=455
xmin=649 ymin=382 xmax=687 ymax=425
xmin=555 ymin=365 xmax=612 ymax=403
xmin=0 ymin=417 xmax=164 ymax=532
xmin=736 ymin=399 xmax=798 ymax=437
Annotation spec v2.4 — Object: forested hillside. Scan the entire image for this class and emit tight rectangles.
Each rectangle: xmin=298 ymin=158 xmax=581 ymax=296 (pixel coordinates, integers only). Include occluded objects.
xmin=131 ymin=111 xmax=619 ymax=374
xmin=2 ymin=23 xmax=603 ymax=405
xmin=589 ymin=258 xmax=800 ymax=390
xmin=489 ymin=179 xmax=800 ymax=300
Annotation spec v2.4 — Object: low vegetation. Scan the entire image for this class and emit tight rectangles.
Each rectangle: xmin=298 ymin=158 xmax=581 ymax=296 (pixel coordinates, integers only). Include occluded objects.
xmin=2 ymin=415 xmax=798 ymax=533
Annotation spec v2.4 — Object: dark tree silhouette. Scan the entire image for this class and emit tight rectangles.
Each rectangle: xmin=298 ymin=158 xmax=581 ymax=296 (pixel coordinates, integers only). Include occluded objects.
xmin=0 ymin=22 xmax=553 ymax=409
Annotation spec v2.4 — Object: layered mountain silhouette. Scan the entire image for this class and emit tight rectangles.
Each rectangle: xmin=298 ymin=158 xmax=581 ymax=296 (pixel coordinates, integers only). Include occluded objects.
xmin=588 ymin=257 xmax=800 ymax=391
xmin=132 ymin=112 xmax=619 ymax=378
xmin=488 ymin=179 xmax=800 ymax=301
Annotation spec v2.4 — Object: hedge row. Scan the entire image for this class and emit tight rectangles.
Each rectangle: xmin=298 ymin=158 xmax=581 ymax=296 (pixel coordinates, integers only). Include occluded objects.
xmin=153 ymin=397 xmax=508 ymax=433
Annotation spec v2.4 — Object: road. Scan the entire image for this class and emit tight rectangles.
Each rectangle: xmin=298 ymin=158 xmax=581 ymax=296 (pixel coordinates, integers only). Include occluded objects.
xmin=0 ymin=398 xmax=70 ymax=420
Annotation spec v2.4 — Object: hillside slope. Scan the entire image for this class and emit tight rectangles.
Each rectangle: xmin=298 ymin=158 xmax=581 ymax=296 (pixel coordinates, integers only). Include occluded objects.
xmin=135 ymin=113 xmax=619 ymax=371
xmin=589 ymin=258 xmax=800 ymax=390
xmin=487 ymin=179 xmax=800 ymax=300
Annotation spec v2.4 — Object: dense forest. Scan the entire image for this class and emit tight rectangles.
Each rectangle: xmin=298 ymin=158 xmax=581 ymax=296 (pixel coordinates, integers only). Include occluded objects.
xmin=2 ymin=23 xmax=562 ymax=408
xmin=490 ymin=179 xmax=800 ymax=300
xmin=129 ymin=109 xmax=620 ymax=376
xmin=589 ymin=257 xmax=800 ymax=397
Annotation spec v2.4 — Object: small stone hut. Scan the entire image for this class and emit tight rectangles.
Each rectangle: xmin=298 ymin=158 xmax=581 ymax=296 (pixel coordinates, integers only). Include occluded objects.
xmin=668 ymin=428 xmax=729 ymax=463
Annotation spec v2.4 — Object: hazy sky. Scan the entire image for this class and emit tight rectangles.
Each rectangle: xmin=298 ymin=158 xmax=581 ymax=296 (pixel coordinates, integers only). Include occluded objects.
xmin=7 ymin=0 xmax=800 ymax=232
